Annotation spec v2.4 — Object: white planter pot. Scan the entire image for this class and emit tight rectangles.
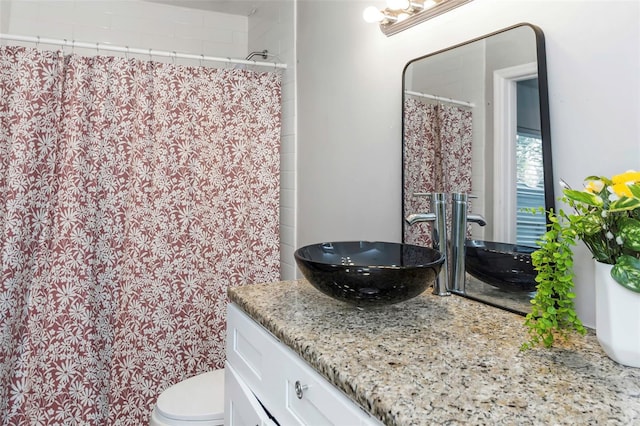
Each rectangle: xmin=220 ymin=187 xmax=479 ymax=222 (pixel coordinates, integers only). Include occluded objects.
xmin=595 ymin=261 xmax=640 ymax=368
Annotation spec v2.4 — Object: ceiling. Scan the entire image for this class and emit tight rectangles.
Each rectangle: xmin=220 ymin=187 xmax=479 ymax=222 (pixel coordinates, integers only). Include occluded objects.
xmin=144 ymin=0 xmax=261 ymax=16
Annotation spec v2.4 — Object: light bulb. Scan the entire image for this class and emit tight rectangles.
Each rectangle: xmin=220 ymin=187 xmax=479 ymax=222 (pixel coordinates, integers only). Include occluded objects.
xmin=386 ymin=0 xmax=410 ymax=10
xmin=397 ymin=12 xmax=410 ymax=22
xmin=423 ymin=0 xmax=437 ymax=9
xmin=363 ymin=6 xmax=385 ymax=23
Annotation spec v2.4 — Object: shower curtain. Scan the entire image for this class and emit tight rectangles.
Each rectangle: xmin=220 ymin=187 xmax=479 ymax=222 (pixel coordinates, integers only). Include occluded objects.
xmin=0 ymin=46 xmax=281 ymax=424
xmin=403 ymin=97 xmax=472 ymax=247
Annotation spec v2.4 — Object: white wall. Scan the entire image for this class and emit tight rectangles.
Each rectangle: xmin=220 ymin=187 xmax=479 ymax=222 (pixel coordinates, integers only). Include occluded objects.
xmin=297 ymin=0 xmax=640 ymax=328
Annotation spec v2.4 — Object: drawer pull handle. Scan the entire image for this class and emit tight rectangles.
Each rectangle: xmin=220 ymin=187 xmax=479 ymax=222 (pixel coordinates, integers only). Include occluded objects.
xmin=294 ymin=380 xmax=308 ymax=399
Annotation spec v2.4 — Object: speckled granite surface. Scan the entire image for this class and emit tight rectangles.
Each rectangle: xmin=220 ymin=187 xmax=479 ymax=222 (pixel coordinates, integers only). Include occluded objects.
xmin=228 ymin=280 xmax=640 ymax=425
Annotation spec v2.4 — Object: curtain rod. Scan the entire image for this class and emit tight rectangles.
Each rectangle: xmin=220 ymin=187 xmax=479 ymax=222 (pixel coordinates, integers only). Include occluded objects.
xmin=0 ymin=33 xmax=287 ymax=70
xmin=405 ymin=90 xmax=474 ymax=108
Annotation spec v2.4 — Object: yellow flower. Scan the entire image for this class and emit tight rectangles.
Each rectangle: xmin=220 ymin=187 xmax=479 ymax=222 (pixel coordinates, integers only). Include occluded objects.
xmin=612 ymin=170 xmax=640 ymax=185
xmin=611 ymin=170 xmax=640 ymax=198
xmin=612 ymin=183 xmax=633 ymax=198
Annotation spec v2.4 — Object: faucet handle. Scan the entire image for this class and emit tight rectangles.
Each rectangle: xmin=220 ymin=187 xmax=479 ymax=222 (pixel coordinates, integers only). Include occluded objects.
xmin=412 ymin=192 xmax=432 ymax=198
xmin=451 ymin=192 xmax=479 ymax=199
xmin=413 ymin=192 xmax=452 ymax=200
xmin=467 ymin=214 xmax=487 ymax=227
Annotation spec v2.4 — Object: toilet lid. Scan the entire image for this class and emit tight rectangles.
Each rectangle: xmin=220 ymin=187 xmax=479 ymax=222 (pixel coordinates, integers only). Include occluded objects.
xmin=156 ymin=369 xmax=225 ymax=421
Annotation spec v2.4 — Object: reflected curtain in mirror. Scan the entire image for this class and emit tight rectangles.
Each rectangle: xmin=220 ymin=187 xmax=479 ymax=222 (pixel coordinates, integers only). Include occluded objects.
xmin=403 ymin=96 xmax=473 ymax=247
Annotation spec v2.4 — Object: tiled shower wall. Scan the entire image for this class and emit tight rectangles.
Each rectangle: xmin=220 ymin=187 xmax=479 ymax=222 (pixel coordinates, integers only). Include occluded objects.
xmin=0 ymin=0 xmax=297 ymax=280
xmin=0 ymin=0 xmax=248 ymax=59
xmin=247 ymin=2 xmax=297 ymax=280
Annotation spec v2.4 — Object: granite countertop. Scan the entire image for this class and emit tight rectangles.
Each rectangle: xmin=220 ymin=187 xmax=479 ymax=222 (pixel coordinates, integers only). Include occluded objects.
xmin=228 ymin=280 xmax=640 ymax=425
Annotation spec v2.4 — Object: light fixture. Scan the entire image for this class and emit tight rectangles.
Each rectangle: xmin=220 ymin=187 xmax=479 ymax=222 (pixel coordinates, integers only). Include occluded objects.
xmin=386 ymin=0 xmax=410 ymax=9
xmin=363 ymin=0 xmax=473 ymax=36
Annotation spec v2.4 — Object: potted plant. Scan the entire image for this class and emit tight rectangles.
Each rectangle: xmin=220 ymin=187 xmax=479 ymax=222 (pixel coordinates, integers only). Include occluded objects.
xmin=522 ymin=170 xmax=640 ymax=367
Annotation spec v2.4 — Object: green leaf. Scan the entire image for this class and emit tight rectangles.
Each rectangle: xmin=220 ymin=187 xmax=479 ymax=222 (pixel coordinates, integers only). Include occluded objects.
xmin=611 ymin=255 xmax=640 ymax=293
xmin=543 ymin=334 xmax=554 ymax=347
xmin=609 ymin=196 xmax=640 ymax=212
xmin=563 ymin=189 xmax=603 ymax=207
xmin=571 ymin=213 xmax=602 ymax=235
xmin=628 ymin=184 xmax=640 ymax=199
xmin=619 ymin=218 xmax=640 ymax=251
xmin=521 ymin=206 xmax=587 ymax=351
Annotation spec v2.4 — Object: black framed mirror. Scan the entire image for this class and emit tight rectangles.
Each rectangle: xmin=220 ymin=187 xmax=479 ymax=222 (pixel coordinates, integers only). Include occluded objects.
xmin=401 ymin=23 xmax=553 ymax=314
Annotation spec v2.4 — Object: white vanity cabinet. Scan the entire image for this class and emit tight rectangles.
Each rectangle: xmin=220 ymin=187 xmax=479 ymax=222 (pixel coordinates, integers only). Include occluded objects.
xmin=225 ymin=303 xmax=382 ymax=426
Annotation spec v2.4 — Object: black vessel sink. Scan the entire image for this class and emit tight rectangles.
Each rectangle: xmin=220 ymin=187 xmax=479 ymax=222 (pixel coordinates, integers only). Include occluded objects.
xmin=294 ymin=241 xmax=445 ymax=307
xmin=465 ymin=240 xmax=538 ymax=292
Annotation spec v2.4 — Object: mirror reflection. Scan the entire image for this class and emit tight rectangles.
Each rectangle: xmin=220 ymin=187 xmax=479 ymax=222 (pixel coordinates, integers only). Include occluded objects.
xmin=402 ymin=23 xmax=553 ymax=314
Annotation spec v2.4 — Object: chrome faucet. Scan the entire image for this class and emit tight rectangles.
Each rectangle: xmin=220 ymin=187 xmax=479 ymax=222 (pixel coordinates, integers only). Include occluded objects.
xmin=450 ymin=192 xmax=486 ymax=294
xmin=405 ymin=212 xmax=436 ymax=225
xmin=405 ymin=192 xmax=450 ymax=296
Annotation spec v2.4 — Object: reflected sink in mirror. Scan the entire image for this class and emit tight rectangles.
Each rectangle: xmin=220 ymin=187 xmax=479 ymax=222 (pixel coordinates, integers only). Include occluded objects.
xmin=465 ymin=240 xmax=538 ymax=292
xmin=294 ymin=241 xmax=445 ymax=307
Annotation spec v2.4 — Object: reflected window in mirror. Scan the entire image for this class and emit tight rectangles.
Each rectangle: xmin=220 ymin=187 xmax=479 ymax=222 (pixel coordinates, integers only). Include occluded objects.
xmin=516 ymin=77 xmax=546 ymax=247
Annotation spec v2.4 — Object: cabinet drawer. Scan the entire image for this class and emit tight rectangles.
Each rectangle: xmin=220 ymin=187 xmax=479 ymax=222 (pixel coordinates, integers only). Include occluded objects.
xmin=278 ymin=343 xmax=379 ymax=425
xmin=226 ymin=303 xmax=381 ymax=426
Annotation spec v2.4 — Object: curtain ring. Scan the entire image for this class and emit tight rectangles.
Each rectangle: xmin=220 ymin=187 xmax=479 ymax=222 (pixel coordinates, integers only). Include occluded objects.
xmin=200 ymin=54 xmax=204 ymax=67
xmin=96 ymin=42 xmax=100 ymax=55
xmin=36 ymin=35 xmax=40 ymax=49
xmin=148 ymin=48 xmax=153 ymax=61
xmin=172 ymin=51 xmax=177 ymax=64
xmin=125 ymin=46 xmax=130 ymax=60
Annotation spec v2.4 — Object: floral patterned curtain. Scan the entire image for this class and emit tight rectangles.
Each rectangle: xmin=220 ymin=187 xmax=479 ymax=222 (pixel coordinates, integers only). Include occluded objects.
xmin=0 ymin=46 xmax=281 ymax=424
xmin=403 ymin=97 xmax=472 ymax=247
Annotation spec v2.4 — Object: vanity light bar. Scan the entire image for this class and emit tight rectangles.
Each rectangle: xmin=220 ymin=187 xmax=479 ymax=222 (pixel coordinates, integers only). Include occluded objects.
xmin=363 ymin=0 xmax=474 ymax=36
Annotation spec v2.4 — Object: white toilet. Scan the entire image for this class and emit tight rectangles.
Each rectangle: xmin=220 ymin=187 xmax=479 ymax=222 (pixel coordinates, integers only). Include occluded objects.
xmin=149 ymin=369 xmax=225 ymax=426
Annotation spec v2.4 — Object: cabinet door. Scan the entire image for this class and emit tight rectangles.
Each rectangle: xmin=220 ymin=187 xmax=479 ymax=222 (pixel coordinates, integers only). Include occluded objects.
xmin=224 ymin=363 xmax=277 ymax=426
xmin=226 ymin=303 xmax=277 ymax=405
